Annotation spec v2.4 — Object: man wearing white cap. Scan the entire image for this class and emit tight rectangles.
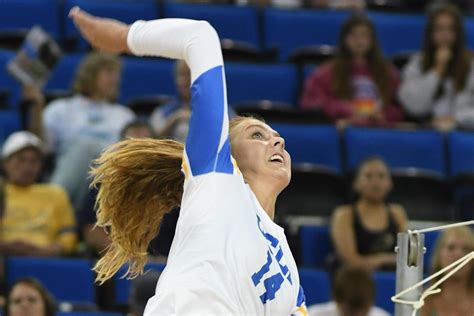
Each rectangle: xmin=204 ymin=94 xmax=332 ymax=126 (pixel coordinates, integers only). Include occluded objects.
xmin=0 ymin=131 xmax=77 ymax=256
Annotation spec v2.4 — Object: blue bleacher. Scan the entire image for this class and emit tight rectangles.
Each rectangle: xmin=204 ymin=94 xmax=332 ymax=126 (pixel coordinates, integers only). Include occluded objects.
xmin=44 ymin=53 xmax=83 ymax=92
xmin=299 ymin=225 xmax=333 ymax=268
xmin=114 ymin=262 xmax=166 ymax=306
xmin=120 ymin=57 xmax=176 ymax=104
xmin=0 ymin=110 xmax=21 ymax=142
xmin=373 ymin=271 xmax=396 ymax=314
xmin=264 ymin=9 xmax=351 ymax=62
xmin=368 ymin=12 xmax=424 ymax=56
xmin=0 ymin=0 xmax=60 ymax=40
xmin=298 ymin=268 xmax=331 ymax=306
xmin=270 ymin=124 xmax=341 ymax=172
xmin=164 ymin=3 xmax=259 ymax=48
xmin=64 ymin=0 xmax=160 ymax=51
xmin=6 ymin=257 xmax=95 ymax=304
xmin=464 ymin=17 xmax=474 ymax=50
xmin=344 ymin=127 xmax=446 ymax=176
xmin=0 ymin=49 xmax=20 ymax=107
xmin=225 ymin=62 xmax=297 ymax=106
xmin=448 ymin=131 xmax=474 ymax=177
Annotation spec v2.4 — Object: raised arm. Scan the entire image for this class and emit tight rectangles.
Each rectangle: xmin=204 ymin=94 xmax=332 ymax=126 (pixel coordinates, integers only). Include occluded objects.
xmin=70 ymin=8 xmax=234 ymax=178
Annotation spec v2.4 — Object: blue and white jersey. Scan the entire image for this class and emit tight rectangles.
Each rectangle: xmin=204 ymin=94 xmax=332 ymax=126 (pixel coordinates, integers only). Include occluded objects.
xmin=127 ymin=19 xmax=307 ymax=315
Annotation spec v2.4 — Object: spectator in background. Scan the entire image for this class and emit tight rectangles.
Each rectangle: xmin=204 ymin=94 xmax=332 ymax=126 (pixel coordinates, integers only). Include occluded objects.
xmin=308 ymin=265 xmax=389 ymax=316
xmin=4 ymin=278 xmax=56 ymax=316
xmin=129 ymin=270 xmax=162 ymax=316
xmin=120 ymin=120 xmax=155 ymax=140
xmin=399 ymin=3 xmax=474 ymax=131
xmin=150 ymin=60 xmax=191 ymax=143
xmin=42 ymin=52 xmax=135 ymax=211
xmin=80 ymin=120 xmax=154 ymax=256
xmin=421 ymin=227 xmax=474 ymax=316
xmin=0 ymin=131 xmax=77 ymax=257
xmin=150 ymin=60 xmax=235 ymax=142
xmin=331 ymin=157 xmax=407 ymax=271
xmin=301 ymin=14 xmax=403 ymax=128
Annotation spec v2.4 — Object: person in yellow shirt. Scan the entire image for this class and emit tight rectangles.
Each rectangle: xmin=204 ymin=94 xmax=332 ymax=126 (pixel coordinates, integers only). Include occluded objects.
xmin=0 ymin=131 xmax=77 ymax=256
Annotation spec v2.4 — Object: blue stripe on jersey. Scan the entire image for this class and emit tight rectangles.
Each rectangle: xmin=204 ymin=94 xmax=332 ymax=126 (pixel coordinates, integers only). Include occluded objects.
xmin=296 ymin=286 xmax=306 ymax=307
xmin=185 ymin=65 xmax=233 ymax=176
xmin=215 ymin=137 xmax=234 ymax=174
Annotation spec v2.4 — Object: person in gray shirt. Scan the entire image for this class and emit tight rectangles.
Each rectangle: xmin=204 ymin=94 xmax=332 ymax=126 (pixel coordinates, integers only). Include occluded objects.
xmin=399 ymin=3 xmax=474 ymax=131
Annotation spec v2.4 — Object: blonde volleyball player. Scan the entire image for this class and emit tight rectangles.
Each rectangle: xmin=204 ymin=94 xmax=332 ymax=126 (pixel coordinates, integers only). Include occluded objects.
xmin=70 ymin=7 xmax=307 ymax=315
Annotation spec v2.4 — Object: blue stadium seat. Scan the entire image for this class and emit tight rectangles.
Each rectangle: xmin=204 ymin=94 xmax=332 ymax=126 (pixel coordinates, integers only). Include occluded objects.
xmin=344 ymin=127 xmax=446 ymax=176
xmin=448 ymin=131 xmax=474 ymax=177
xmin=120 ymin=57 xmax=176 ymax=104
xmin=298 ymin=268 xmax=331 ymax=306
xmin=264 ymin=9 xmax=351 ymax=62
xmin=0 ymin=0 xmax=60 ymax=40
xmin=225 ymin=62 xmax=297 ymax=106
xmin=373 ymin=271 xmax=395 ymax=314
xmin=0 ymin=49 xmax=21 ymax=107
xmin=424 ymin=230 xmax=440 ymax=273
xmin=272 ymin=124 xmax=346 ymax=217
xmin=114 ymin=263 xmax=165 ymax=306
xmin=344 ymin=127 xmax=451 ymax=221
xmin=6 ymin=257 xmax=95 ymax=304
xmin=44 ymin=53 xmax=83 ymax=92
xmin=270 ymin=124 xmax=341 ymax=171
xmin=164 ymin=3 xmax=259 ymax=48
xmin=64 ymin=0 xmax=159 ymax=51
xmin=299 ymin=225 xmax=333 ymax=268
xmin=303 ymin=64 xmax=317 ymax=82
xmin=0 ymin=110 xmax=22 ymax=142
xmin=465 ymin=17 xmax=474 ymax=50
xmin=368 ymin=12 xmax=425 ymax=56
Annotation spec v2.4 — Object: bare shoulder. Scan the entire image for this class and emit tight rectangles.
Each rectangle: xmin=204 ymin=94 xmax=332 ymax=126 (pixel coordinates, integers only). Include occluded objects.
xmin=332 ymin=205 xmax=352 ymax=223
xmin=389 ymin=203 xmax=408 ymax=230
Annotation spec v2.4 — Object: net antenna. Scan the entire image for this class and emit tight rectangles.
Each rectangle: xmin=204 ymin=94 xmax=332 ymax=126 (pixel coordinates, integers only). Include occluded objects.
xmin=392 ymin=220 xmax=474 ymax=316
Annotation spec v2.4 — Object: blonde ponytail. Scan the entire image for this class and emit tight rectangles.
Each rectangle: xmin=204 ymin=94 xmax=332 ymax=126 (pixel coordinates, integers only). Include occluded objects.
xmin=90 ymin=138 xmax=184 ymax=284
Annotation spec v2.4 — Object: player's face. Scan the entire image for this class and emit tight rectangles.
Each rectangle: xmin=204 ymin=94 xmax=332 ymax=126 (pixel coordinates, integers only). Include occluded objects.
xmin=439 ymin=231 xmax=473 ymax=278
xmin=3 ymin=148 xmax=43 ymax=187
xmin=231 ymin=119 xmax=291 ymax=192
xmin=354 ymin=160 xmax=392 ymax=203
xmin=8 ymin=283 xmax=46 ymax=316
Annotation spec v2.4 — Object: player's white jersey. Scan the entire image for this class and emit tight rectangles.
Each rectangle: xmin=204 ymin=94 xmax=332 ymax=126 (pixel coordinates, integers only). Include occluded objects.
xmin=127 ymin=18 xmax=307 ymax=315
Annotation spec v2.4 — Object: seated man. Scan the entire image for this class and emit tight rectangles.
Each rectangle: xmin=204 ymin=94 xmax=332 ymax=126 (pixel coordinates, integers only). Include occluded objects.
xmin=0 ymin=131 xmax=77 ymax=256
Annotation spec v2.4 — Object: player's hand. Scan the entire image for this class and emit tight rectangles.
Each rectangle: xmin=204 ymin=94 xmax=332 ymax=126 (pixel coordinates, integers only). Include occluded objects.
xmin=69 ymin=6 xmax=131 ymax=54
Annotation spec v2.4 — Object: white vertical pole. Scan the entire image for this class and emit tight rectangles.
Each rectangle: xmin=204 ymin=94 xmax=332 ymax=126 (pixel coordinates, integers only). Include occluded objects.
xmin=394 ymin=232 xmax=425 ymax=316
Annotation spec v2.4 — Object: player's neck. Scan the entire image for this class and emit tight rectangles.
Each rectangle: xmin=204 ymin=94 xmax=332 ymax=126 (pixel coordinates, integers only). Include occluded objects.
xmin=248 ymin=181 xmax=277 ymax=220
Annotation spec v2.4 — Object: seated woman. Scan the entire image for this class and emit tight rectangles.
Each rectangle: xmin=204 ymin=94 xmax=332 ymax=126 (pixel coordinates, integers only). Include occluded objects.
xmin=331 ymin=157 xmax=408 ymax=271
xmin=5 ymin=278 xmax=56 ymax=316
xmin=301 ymin=14 xmax=403 ymax=128
xmin=399 ymin=3 xmax=474 ymax=131
xmin=421 ymin=227 xmax=474 ymax=316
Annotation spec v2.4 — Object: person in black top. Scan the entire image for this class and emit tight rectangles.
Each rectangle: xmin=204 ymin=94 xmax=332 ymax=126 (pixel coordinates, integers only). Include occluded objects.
xmin=331 ymin=157 xmax=408 ymax=271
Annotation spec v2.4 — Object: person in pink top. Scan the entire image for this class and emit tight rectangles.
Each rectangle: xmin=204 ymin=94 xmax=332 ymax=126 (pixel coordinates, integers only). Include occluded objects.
xmin=301 ymin=15 xmax=403 ymax=128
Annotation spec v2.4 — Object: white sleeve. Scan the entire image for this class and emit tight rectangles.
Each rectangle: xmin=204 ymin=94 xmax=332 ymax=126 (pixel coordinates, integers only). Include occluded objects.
xmin=127 ymin=19 xmax=223 ymax=83
xmin=127 ymin=18 xmax=235 ymax=179
xmin=454 ymin=64 xmax=474 ymax=128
